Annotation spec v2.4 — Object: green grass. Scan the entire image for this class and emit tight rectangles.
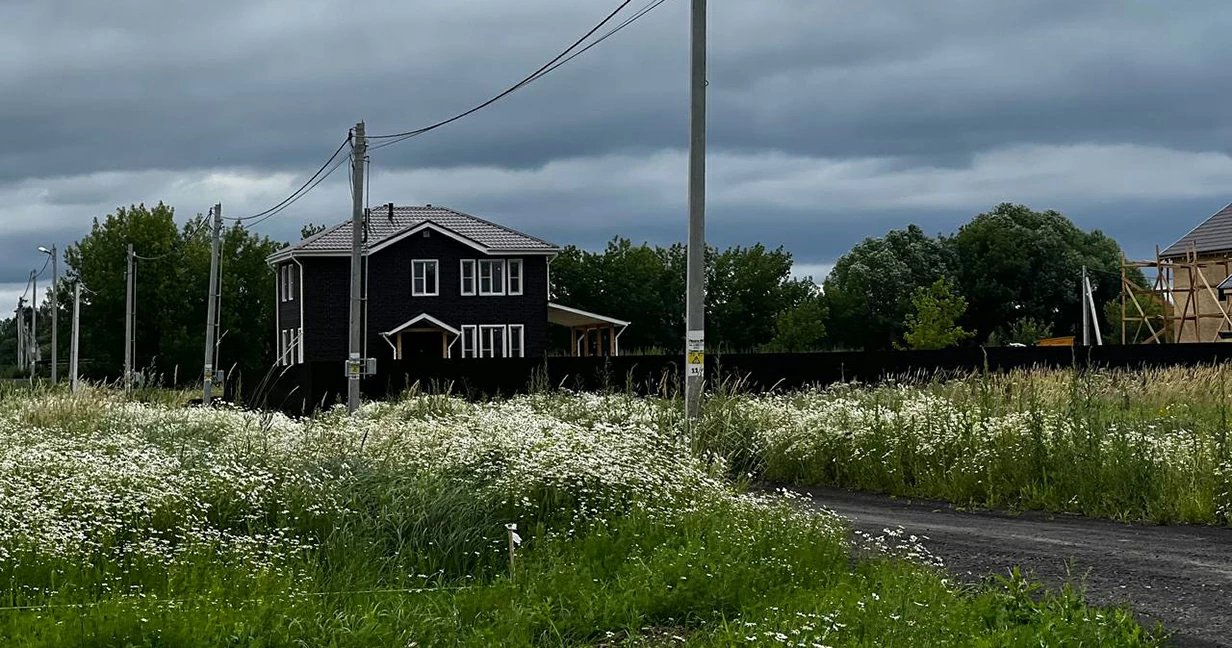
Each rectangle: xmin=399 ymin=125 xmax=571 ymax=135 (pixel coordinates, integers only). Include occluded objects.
xmin=694 ymin=366 xmax=1232 ymax=525
xmin=0 ymin=385 xmax=1168 ymax=646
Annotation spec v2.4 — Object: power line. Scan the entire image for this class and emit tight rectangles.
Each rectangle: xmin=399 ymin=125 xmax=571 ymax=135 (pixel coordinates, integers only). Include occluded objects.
xmin=240 ymin=151 xmax=352 ymax=230
xmin=224 ymin=135 xmax=351 ymax=224
xmin=366 ymin=0 xmax=654 ymax=152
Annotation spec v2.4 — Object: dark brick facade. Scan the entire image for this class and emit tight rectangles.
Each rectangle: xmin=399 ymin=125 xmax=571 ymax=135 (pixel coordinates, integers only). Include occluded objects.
xmin=294 ymin=229 xmax=551 ymax=363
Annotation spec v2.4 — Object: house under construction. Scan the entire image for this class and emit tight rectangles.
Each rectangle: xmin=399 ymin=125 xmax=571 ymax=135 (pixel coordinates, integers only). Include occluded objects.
xmin=1122 ymin=203 xmax=1232 ymax=343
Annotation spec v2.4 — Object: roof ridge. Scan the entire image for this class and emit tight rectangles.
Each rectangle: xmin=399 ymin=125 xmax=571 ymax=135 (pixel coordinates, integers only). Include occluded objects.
xmin=437 ymin=205 xmax=559 ymax=249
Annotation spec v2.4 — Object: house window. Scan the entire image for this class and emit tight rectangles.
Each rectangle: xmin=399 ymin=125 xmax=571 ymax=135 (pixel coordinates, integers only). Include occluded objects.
xmin=296 ymin=327 xmax=304 ymax=363
xmin=279 ymin=266 xmax=287 ymax=302
xmin=509 ymin=324 xmax=524 ymax=358
xmin=461 ymin=325 xmax=477 ymax=358
xmin=412 ymin=260 xmax=439 ymax=296
xmin=507 ymin=259 xmax=523 ymax=295
xmin=479 ymin=325 xmax=506 ymax=358
xmin=479 ymin=259 xmax=505 ymax=296
xmin=287 ymin=265 xmax=296 ymax=301
xmin=460 ymin=260 xmax=476 ymax=296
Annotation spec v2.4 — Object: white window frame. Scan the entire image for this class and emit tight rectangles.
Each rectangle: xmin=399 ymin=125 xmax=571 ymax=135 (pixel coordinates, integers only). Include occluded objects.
xmin=296 ymin=327 xmax=304 ymax=364
xmin=479 ymin=324 xmax=506 ymax=358
xmin=506 ymin=259 xmax=523 ymax=296
xmin=461 ymin=325 xmax=477 ymax=358
xmin=460 ymin=259 xmax=476 ymax=296
xmin=508 ymin=324 xmax=524 ymax=358
xmin=279 ymin=329 xmax=289 ymax=366
xmin=287 ymin=265 xmax=295 ymax=302
xmin=411 ymin=259 xmax=439 ymax=297
xmin=478 ymin=259 xmax=506 ymax=296
xmin=279 ymin=266 xmax=287 ymax=302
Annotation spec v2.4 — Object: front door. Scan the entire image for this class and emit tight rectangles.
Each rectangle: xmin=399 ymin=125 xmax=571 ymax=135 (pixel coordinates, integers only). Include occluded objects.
xmin=400 ymin=331 xmax=445 ymax=359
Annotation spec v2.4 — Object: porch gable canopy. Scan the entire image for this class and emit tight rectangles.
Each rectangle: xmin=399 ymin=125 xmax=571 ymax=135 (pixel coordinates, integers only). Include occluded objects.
xmin=383 ymin=313 xmax=461 ymax=337
xmin=547 ymin=303 xmax=630 ymax=329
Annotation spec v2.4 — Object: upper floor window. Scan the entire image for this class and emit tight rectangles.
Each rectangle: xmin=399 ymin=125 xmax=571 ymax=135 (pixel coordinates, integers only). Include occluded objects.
xmin=412 ymin=260 xmax=439 ymax=296
xmin=280 ymin=265 xmax=296 ymax=302
xmin=507 ymin=259 xmax=523 ymax=295
xmin=479 ymin=259 xmax=505 ymax=296
xmin=460 ymin=260 xmax=476 ymax=296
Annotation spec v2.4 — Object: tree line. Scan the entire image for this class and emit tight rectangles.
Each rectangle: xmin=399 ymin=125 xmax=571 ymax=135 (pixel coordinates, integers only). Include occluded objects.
xmin=1 ymin=201 xmax=1143 ymax=383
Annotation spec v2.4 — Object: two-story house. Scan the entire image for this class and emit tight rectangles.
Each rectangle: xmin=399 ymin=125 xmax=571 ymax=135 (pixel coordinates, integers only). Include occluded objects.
xmin=266 ymin=204 xmax=628 ymax=364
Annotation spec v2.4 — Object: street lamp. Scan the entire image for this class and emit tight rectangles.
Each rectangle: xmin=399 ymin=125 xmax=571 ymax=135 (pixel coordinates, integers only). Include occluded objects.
xmin=37 ymin=245 xmax=58 ymax=384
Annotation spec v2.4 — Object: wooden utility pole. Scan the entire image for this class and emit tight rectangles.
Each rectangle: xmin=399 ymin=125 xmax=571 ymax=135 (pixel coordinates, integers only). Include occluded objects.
xmin=684 ymin=0 xmax=707 ymax=419
xmin=203 ymin=204 xmax=222 ymax=405
xmin=15 ymin=299 xmax=24 ymax=372
xmin=347 ymin=122 xmax=367 ymax=413
xmin=38 ymin=245 xmax=58 ymax=383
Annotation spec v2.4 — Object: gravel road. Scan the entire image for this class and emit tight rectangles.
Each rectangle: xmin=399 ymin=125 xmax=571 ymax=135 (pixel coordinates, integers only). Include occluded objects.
xmin=778 ymin=486 xmax=1232 ymax=647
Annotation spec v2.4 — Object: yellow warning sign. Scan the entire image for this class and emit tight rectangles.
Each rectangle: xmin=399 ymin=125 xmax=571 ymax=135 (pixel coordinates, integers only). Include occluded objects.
xmin=687 ymin=351 xmax=705 ymax=365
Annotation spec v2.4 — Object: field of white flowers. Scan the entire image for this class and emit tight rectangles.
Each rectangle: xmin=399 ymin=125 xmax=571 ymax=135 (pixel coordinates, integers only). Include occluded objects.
xmin=0 ymin=384 xmax=1163 ymax=647
xmin=699 ymin=368 xmax=1232 ymax=524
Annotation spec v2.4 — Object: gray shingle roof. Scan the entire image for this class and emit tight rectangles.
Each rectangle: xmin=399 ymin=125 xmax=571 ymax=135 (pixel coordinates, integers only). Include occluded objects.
xmin=279 ymin=205 xmax=559 ymax=257
xmin=1162 ymin=203 xmax=1232 ymax=258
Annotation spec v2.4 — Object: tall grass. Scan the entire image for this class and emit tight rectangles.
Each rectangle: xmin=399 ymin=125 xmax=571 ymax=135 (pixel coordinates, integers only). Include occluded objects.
xmin=698 ymin=365 xmax=1232 ymax=525
xmin=0 ymin=387 xmax=1164 ymax=646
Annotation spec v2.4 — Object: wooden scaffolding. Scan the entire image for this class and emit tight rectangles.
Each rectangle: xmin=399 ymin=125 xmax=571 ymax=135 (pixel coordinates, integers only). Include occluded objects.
xmin=1120 ymin=244 xmax=1232 ymax=344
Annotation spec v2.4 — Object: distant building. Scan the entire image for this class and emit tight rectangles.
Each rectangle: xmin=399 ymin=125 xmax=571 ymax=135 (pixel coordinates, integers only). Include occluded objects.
xmin=266 ymin=205 xmax=629 ymax=364
xmin=1158 ymin=202 xmax=1232 ymax=342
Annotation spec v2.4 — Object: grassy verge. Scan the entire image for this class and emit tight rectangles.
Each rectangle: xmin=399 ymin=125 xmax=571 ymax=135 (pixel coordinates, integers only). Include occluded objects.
xmin=695 ymin=366 xmax=1232 ymax=525
xmin=0 ymin=388 xmax=1163 ymax=646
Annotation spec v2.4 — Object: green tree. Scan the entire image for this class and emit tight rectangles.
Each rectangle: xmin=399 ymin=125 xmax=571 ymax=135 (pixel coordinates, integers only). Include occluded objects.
xmin=763 ymin=292 xmax=828 ymax=352
xmin=708 ymin=244 xmax=816 ymax=351
xmin=824 ymin=225 xmax=954 ymax=350
xmin=63 ymin=203 xmax=283 ymax=385
xmin=987 ymin=316 xmax=1055 ymax=346
xmin=300 ymin=223 xmax=328 ymax=239
xmin=949 ymin=203 xmax=1136 ymax=341
xmin=899 ymin=278 xmax=973 ymax=350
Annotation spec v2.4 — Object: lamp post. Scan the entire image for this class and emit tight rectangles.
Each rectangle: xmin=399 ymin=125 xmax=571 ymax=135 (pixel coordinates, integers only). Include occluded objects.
xmin=37 ymin=245 xmax=57 ymax=384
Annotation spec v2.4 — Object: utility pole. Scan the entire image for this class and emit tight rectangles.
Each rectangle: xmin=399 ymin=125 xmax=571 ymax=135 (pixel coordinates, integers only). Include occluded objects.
xmin=347 ymin=122 xmax=367 ymax=413
xmin=15 ymin=299 xmax=24 ymax=372
xmin=124 ymin=243 xmax=134 ymax=392
xmin=1081 ymin=266 xmax=1090 ymax=347
xmin=38 ymin=245 xmax=58 ymax=384
xmin=684 ymin=0 xmax=708 ymax=420
xmin=70 ymin=282 xmax=80 ymax=392
xmin=31 ymin=270 xmax=38 ymax=367
xmin=203 ymin=203 xmax=222 ymax=405
xmin=1084 ymin=272 xmax=1103 ymax=346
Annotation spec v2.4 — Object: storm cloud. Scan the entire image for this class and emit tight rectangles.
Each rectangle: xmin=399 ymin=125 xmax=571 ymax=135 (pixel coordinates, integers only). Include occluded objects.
xmin=3 ymin=0 xmax=1231 ymax=303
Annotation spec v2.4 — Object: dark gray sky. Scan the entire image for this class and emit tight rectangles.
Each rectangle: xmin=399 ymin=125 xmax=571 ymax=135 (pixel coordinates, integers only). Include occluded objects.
xmin=4 ymin=0 xmax=1232 ymax=305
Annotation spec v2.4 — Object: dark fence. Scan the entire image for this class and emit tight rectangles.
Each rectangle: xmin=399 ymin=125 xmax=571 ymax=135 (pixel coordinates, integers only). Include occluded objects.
xmin=245 ymin=343 xmax=1232 ymax=415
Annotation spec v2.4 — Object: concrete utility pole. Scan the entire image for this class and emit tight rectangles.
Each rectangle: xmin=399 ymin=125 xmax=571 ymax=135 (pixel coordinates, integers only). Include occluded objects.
xmin=39 ymin=246 xmax=57 ymax=383
xmin=15 ymin=299 xmax=24 ymax=371
xmin=347 ymin=122 xmax=367 ymax=413
xmin=31 ymin=270 xmax=38 ymax=366
xmin=70 ymin=282 xmax=80 ymax=392
xmin=203 ymin=203 xmax=222 ymax=405
xmin=1084 ymin=272 xmax=1103 ymax=346
xmin=1081 ymin=266 xmax=1090 ymax=347
xmin=124 ymin=243 xmax=134 ymax=392
xmin=684 ymin=0 xmax=708 ymax=420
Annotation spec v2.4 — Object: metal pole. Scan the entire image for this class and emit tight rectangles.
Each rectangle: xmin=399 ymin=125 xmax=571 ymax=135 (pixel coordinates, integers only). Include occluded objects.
xmin=49 ymin=245 xmax=57 ymax=384
xmin=347 ymin=122 xmax=367 ymax=413
xmin=70 ymin=282 xmax=80 ymax=392
xmin=1081 ymin=266 xmax=1090 ymax=347
xmin=125 ymin=243 xmax=134 ymax=392
xmin=684 ymin=0 xmax=707 ymax=419
xmin=203 ymin=204 xmax=222 ymax=405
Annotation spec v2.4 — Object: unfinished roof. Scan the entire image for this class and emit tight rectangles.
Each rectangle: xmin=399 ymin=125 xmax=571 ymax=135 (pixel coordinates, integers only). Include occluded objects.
xmin=1161 ymin=203 xmax=1232 ymax=258
xmin=270 ymin=205 xmax=559 ymax=262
